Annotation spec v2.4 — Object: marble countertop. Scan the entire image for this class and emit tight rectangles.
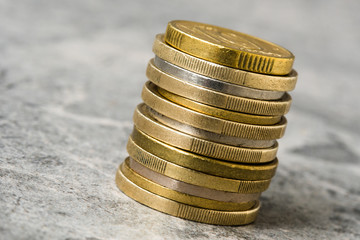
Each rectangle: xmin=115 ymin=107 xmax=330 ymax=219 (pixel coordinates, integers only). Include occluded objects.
xmin=1 ymin=0 xmax=359 ymax=239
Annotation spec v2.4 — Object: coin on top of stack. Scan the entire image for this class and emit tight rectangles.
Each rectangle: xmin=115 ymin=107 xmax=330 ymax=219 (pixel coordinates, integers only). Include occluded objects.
xmin=116 ymin=20 xmax=297 ymax=226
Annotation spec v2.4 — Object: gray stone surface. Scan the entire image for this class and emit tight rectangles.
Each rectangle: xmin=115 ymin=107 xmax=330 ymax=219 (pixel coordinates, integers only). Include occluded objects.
xmin=1 ymin=0 xmax=359 ymax=239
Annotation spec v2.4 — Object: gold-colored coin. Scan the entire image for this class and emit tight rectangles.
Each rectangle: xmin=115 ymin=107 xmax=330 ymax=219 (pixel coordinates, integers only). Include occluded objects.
xmin=165 ymin=20 xmax=294 ymax=75
xmin=127 ymin=140 xmax=272 ymax=193
xmin=158 ymin=87 xmax=281 ymax=125
xmin=124 ymin=156 xmax=261 ymax=203
xmin=116 ymin=164 xmax=261 ymax=225
xmin=133 ymin=104 xmax=278 ymax=163
xmin=147 ymin=106 xmax=275 ymax=148
xmin=129 ymin=157 xmax=262 ymax=204
xmin=142 ymin=82 xmax=287 ymax=140
xmin=146 ymin=59 xmax=292 ymax=116
xmin=153 ymin=34 xmax=298 ymax=91
xmin=130 ymin=128 xmax=278 ymax=180
xmin=120 ymin=160 xmax=258 ymax=211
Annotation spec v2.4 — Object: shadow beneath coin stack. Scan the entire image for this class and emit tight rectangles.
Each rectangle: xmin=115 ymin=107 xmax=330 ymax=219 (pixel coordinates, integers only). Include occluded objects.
xmin=254 ymin=194 xmax=312 ymax=229
xmin=225 ymin=166 xmax=336 ymax=237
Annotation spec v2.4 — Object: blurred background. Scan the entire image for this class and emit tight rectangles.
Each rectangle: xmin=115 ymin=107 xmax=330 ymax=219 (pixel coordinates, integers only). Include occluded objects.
xmin=0 ymin=0 xmax=359 ymax=239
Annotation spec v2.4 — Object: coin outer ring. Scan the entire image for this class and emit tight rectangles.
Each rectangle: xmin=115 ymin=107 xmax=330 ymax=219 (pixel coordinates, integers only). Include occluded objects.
xmin=153 ymin=34 xmax=297 ymax=91
xmin=158 ymin=87 xmax=281 ymax=125
xmin=130 ymin=128 xmax=278 ymax=180
xmin=154 ymin=56 xmax=285 ymax=100
xmin=165 ymin=20 xmax=294 ymax=75
xmin=146 ymin=106 xmax=275 ymax=148
xmin=146 ymin=59 xmax=292 ymax=116
xmin=133 ymin=104 xmax=278 ymax=163
xmin=116 ymin=163 xmax=261 ymax=225
xmin=142 ymin=82 xmax=287 ymax=140
xmin=127 ymin=138 xmax=272 ymax=193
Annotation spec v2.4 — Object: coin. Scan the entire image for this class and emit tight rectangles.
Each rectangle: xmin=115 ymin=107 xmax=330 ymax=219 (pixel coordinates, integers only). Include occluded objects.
xmin=153 ymin=34 xmax=298 ymax=91
xmin=127 ymin=143 xmax=272 ymax=193
xmin=142 ymin=82 xmax=287 ymax=140
xmin=165 ymin=20 xmax=294 ymax=75
xmin=147 ymin=59 xmax=292 ymax=116
xmin=116 ymin=163 xmax=261 ymax=225
xmin=146 ymin=106 xmax=275 ymax=148
xmin=116 ymin=20 xmax=298 ymax=225
xmin=120 ymin=161 xmax=258 ymax=211
xmin=153 ymin=56 xmax=285 ymax=100
xmin=130 ymin=128 xmax=278 ymax=180
xmin=158 ymin=87 xmax=282 ymax=125
xmin=133 ymin=104 xmax=278 ymax=163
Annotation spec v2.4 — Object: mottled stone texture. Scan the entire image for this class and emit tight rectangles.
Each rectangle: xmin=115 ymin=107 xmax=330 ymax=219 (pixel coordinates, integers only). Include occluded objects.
xmin=0 ymin=0 xmax=359 ymax=239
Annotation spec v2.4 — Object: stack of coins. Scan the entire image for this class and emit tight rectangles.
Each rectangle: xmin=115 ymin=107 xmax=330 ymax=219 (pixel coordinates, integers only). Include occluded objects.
xmin=116 ymin=20 xmax=297 ymax=225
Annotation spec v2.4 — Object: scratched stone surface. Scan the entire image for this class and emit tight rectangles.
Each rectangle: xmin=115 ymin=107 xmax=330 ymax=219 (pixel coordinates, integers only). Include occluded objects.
xmin=0 ymin=0 xmax=359 ymax=239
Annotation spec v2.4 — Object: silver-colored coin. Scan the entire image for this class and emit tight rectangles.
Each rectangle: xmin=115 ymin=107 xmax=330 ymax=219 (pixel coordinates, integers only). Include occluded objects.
xmin=153 ymin=56 xmax=285 ymax=100
xmin=146 ymin=106 xmax=275 ymax=149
